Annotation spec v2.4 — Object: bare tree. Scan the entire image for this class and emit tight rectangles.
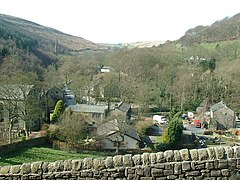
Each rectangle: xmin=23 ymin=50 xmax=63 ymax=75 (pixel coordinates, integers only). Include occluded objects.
xmin=97 ymin=114 xmax=138 ymax=154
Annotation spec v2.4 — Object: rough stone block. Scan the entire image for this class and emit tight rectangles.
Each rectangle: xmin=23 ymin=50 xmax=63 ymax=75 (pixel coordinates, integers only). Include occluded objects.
xmin=136 ymin=167 xmax=144 ymax=176
xmin=228 ymin=159 xmax=236 ymax=169
xmin=218 ymin=159 xmax=228 ymax=169
xmin=167 ymin=175 xmax=178 ymax=179
xmin=31 ymin=162 xmax=42 ymax=174
xmin=113 ymin=155 xmax=123 ymax=167
xmin=214 ymin=146 xmax=225 ymax=159
xmin=0 ymin=166 xmax=10 ymax=174
xmin=224 ymin=146 xmax=234 ymax=159
xmin=221 ymin=169 xmax=229 ymax=176
xmin=54 ymin=160 xmax=64 ymax=172
xmin=155 ymin=164 xmax=165 ymax=169
xmin=174 ymin=163 xmax=182 ymax=175
xmin=194 ymin=161 xmax=205 ymax=170
xmin=72 ymin=160 xmax=82 ymax=171
xmin=164 ymin=150 xmax=174 ymax=162
xmin=21 ymin=163 xmax=31 ymax=174
xmin=191 ymin=161 xmax=196 ymax=170
xmin=207 ymin=147 xmax=216 ymax=160
xmin=189 ymin=149 xmax=198 ymax=161
xmin=234 ymin=146 xmax=240 ymax=158
xmin=156 ymin=177 xmax=167 ymax=180
xmin=186 ymin=170 xmax=200 ymax=176
xmin=143 ymin=167 xmax=151 ymax=177
xmin=206 ymin=161 xmax=215 ymax=170
xmin=163 ymin=169 xmax=173 ymax=176
xmin=211 ymin=170 xmax=221 ymax=177
xmin=10 ymin=165 xmax=21 ymax=174
xmin=81 ymin=170 xmax=93 ymax=177
xmin=217 ymin=177 xmax=228 ymax=180
xmin=83 ymin=158 xmax=93 ymax=170
xmin=194 ymin=176 xmax=204 ymax=180
xmin=141 ymin=153 xmax=150 ymax=166
xmin=93 ymin=158 xmax=106 ymax=170
xmin=156 ymin=152 xmax=165 ymax=163
xmin=150 ymin=153 xmax=157 ymax=164
xmin=63 ymin=159 xmax=72 ymax=171
xmin=127 ymin=173 xmax=136 ymax=179
xmin=105 ymin=157 xmax=113 ymax=168
xmin=164 ymin=163 xmax=173 ymax=170
xmin=41 ymin=162 xmax=49 ymax=173
xmin=123 ymin=154 xmax=133 ymax=167
xmin=179 ymin=149 xmax=190 ymax=161
xmin=237 ymin=159 xmax=240 ymax=168
xmin=198 ymin=148 xmax=209 ymax=161
xmin=151 ymin=168 xmax=163 ymax=177
xmin=182 ymin=161 xmax=191 ymax=171
xmin=125 ymin=167 xmax=135 ymax=176
xmin=140 ymin=177 xmax=154 ymax=180
xmin=174 ymin=150 xmax=182 ymax=162
xmin=132 ymin=154 xmax=142 ymax=166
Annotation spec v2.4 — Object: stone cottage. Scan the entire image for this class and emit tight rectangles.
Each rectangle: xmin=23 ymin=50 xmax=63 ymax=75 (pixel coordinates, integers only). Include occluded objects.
xmin=210 ymin=101 xmax=236 ymax=130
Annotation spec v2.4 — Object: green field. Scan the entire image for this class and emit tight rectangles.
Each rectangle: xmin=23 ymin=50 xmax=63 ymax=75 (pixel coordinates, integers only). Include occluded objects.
xmin=0 ymin=145 xmax=108 ymax=166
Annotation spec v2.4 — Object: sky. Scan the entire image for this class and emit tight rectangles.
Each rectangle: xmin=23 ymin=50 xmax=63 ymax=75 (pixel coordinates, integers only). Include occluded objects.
xmin=1 ymin=0 xmax=240 ymax=44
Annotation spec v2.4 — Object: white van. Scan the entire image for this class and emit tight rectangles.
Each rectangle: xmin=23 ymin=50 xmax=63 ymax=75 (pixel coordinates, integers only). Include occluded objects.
xmin=153 ymin=115 xmax=167 ymax=124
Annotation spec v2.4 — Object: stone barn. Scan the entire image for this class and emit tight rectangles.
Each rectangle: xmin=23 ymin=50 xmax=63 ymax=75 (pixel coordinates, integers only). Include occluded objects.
xmin=210 ymin=101 xmax=236 ymax=130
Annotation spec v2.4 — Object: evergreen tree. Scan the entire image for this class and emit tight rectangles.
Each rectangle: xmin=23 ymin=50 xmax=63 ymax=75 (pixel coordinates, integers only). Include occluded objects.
xmin=51 ymin=100 xmax=65 ymax=123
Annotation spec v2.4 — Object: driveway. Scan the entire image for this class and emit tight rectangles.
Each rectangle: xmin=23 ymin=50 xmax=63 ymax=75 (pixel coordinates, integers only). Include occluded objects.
xmin=184 ymin=124 xmax=204 ymax=135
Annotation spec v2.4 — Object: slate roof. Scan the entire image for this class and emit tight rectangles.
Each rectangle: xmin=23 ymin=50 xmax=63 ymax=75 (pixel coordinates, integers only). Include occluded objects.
xmin=210 ymin=101 xmax=228 ymax=111
xmin=117 ymin=102 xmax=131 ymax=113
xmin=67 ymin=104 xmax=106 ymax=114
xmin=97 ymin=119 xmax=141 ymax=141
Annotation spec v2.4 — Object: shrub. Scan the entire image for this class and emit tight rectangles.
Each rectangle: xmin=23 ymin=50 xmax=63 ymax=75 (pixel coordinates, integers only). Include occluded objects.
xmin=158 ymin=113 xmax=184 ymax=150
xmin=50 ymin=100 xmax=65 ymax=123
xmin=163 ymin=128 xmax=170 ymax=144
xmin=135 ymin=119 xmax=154 ymax=137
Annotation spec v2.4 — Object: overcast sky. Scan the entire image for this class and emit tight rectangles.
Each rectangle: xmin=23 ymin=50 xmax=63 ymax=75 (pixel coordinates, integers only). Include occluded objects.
xmin=1 ymin=0 xmax=240 ymax=43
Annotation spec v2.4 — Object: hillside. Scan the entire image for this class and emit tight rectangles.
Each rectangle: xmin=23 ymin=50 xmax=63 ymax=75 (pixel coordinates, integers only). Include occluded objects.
xmin=0 ymin=14 xmax=103 ymax=52
xmin=0 ymin=14 xmax=106 ymax=80
xmin=178 ymin=13 xmax=240 ymax=46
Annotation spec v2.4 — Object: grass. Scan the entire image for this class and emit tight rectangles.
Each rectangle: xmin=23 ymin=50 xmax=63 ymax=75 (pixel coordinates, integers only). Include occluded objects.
xmin=0 ymin=145 xmax=108 ymax=166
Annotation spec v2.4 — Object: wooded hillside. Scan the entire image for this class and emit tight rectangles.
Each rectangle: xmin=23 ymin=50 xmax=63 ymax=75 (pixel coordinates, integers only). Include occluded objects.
xmin=1 ymin=12 xmax=240 ymax=114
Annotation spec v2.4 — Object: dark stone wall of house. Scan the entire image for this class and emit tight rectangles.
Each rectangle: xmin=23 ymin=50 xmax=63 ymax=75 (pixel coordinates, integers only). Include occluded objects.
xmin=0 ymin=137 xmax=48 ymax=155
xmin=0 ymin=146 xmax=240 ymax=179
xmin=213 ymin=107 xmax=235 ymax=130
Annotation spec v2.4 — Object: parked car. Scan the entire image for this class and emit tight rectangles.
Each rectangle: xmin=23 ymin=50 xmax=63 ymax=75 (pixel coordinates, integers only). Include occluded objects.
xmin=153 ymin=115 xmax=167 ymax=124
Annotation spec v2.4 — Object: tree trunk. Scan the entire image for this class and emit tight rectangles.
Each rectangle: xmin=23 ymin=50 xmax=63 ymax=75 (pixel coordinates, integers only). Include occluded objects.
xmin=23 ymin=121 xmax=29 ymax=139
xmin=115 ymin=142 xmax=120 ymax=155
xmin=8 ymin=119 xmax=13 ymax=144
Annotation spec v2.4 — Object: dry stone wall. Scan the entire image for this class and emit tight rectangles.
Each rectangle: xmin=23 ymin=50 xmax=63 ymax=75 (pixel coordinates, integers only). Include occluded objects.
xmin=1 ymin=146 xmax=240 ymax=179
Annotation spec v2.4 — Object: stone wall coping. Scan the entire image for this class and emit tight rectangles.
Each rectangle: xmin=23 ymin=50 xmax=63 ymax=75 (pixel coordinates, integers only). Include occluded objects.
xmin=0 ymin=146 xmax=240 ymax=175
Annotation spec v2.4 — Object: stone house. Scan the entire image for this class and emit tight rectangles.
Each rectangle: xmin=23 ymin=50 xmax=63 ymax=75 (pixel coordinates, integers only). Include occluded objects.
xmin=111 ymin=102 xmax=132 ymax=121
xmin=67 ymin=104 xmax=107 ymax=124
xmin=46 ymin=87 xmax=64 ymax=120
xmin=210 ymin=101 xmax=236 ymax=130
xmin=97 ymin=119 xmax=141 ymax=151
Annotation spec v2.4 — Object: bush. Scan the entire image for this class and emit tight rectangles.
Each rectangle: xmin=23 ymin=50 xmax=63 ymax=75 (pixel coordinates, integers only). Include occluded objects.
xmin=50 ymin=100 xmax=65 ymax=122
xmin=135 ymin=120 xmax=154 ymax=137
xmin=158 ymin=112 xmax=184 ymax=151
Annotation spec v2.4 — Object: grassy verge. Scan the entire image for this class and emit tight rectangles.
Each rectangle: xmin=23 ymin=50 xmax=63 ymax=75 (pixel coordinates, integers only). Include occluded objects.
xmin=0 ymin=144 xmax=108 ymax=166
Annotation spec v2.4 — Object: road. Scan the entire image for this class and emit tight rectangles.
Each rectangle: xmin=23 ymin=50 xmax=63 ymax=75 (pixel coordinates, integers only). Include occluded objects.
xmin=184 ymin=124 xmax=204 ymax=135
